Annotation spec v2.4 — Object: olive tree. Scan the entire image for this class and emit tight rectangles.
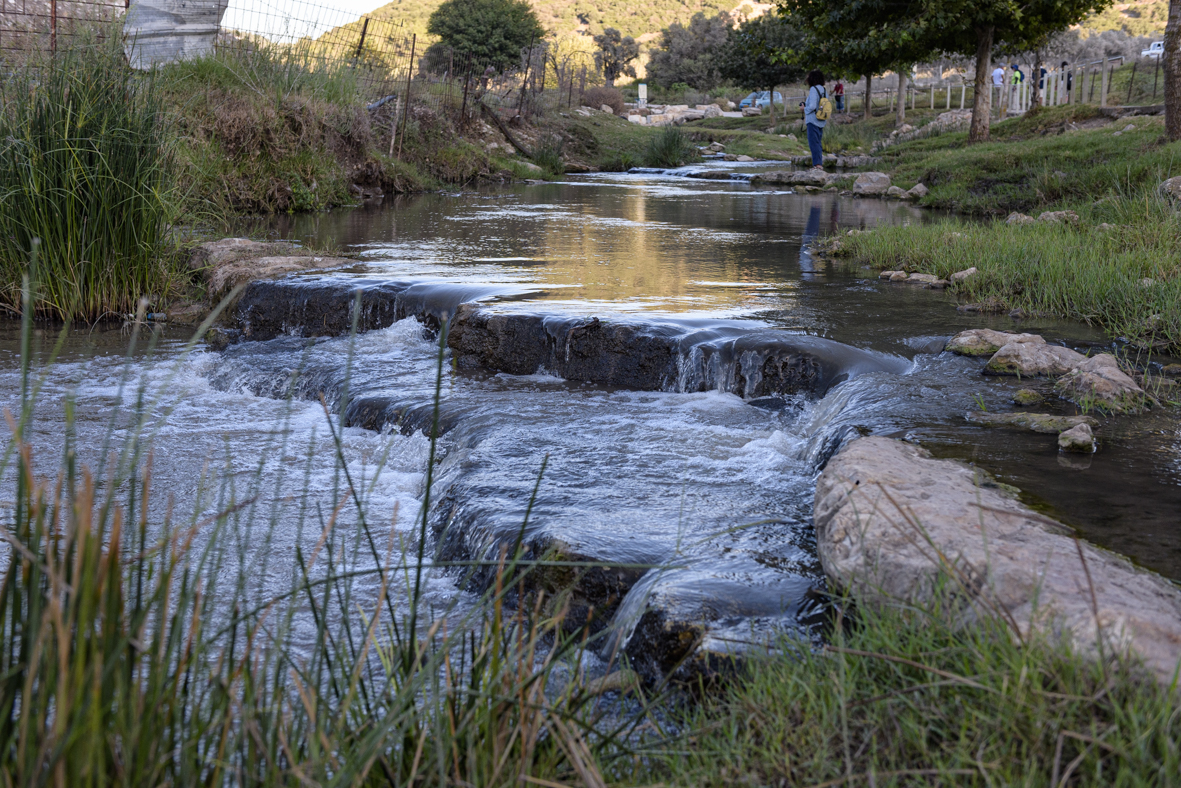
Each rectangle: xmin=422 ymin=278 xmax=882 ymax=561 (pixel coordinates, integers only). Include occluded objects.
xmin=426 ymin=0 xmax=545 ymax=71
xmin=593 ymin=28 xmax=639 ymax=87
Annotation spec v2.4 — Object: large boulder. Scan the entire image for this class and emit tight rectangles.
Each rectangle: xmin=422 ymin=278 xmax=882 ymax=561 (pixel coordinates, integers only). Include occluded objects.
xmin=1054 ymin=353 xmax=1152 ymax=413
xmin=852 ymin=172 xmax=892 ymax=196
xmin=907 ymin=183 xmax=929 ymax=199
xmin=815 ymin=437 xmax=1181 ymax=686
xmin=984 ymin=342 xmax=1087 ymax=377
xmin=1159 ymin=176 xmax=1181 ymax=202
xmin=945 ymin=329 xmax=1044 ymax=357
xmin=886 ymin=185 xmax=910 ymax=199
xmin=189 ymin=238 xmax=354 ymax=300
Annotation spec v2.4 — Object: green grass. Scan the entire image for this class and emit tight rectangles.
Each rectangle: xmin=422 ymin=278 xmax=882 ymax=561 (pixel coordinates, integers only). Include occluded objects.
xmin=0 ymin=33 xmax=183 ymax=320
xmin=832 ymin=191 xmax=1181 ymax=350
xmin=878 ymin=104 xmax=1181 ymax=216
xmin=644 ymin=125 xmax=697 ymax=168
xmin=655 ymin=584 xmax=1181 ymax=786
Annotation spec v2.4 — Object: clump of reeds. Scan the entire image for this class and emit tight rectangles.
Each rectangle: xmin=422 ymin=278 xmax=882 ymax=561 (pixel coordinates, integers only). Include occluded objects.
xmin=643 ymin=125 xmax=696 ymax=168
xmin=0 ymin=33 xmax=182 ymax=321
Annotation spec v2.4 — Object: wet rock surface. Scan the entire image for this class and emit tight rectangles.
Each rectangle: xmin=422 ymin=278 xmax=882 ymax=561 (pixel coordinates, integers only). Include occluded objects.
xmin=815 ymin=437 xmax=1181 ymax=686
xmin=1054 ymin=353 xmax=1152 ymax=413
xmin=447 ymin=304 xmax=909 ymax=397
xmin=945 ymin=329 xmax=1044 ymax=357
xmin=966 ymin=411 xmax=1096 ymax=433
xmin=234 ymin=280 xmax=413 ymax=341
xmin=190 ymin=238 xmax=357 ymax=300
xmin=984 ymin=342 xmax=1088 ymax=377
xmin=1058 ymin=422 xmax=1097 ymax=453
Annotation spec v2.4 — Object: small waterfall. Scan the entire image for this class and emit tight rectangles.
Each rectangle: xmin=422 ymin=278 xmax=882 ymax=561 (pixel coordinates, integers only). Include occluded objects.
xmin=598 ymin=568 xmax=662 ymax=661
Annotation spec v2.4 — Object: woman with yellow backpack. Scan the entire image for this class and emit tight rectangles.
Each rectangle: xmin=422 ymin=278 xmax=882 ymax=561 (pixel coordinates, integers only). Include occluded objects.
xmin=802 ymin=70 xmax=832 ymax=170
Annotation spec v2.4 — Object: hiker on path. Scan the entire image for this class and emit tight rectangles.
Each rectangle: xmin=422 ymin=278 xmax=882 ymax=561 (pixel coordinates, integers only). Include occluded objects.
xmin=833 ymin=79 xmax=845 ymax=112
xmin=801 ymin=70 xmax=828 ymax=169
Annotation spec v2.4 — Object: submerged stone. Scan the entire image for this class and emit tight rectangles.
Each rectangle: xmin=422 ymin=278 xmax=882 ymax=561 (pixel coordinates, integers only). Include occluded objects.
xmin=966 ymin=411 xmax=1096 ymax=433
xmin=1012 ymin=388 xmax=1045 ymax=406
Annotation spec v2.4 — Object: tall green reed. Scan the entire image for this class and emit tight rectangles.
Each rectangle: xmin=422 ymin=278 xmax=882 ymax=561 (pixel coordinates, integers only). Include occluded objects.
xmin=0 ymin=265 xmax=654 ymax=786
xmin=0 ymin=33 xmax=181 ymax=321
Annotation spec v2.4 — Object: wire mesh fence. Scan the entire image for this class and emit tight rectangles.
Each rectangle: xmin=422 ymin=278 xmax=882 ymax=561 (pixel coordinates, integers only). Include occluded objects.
xmin=2 ymin=0 xmax=609 ymax=142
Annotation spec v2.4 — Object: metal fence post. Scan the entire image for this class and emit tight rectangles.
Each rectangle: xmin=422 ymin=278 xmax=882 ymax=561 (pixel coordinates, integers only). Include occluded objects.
xmin=397 ymin=33 xmax=416 ymax=160
xmin=354 ymin=17 xmax=369 ymax=62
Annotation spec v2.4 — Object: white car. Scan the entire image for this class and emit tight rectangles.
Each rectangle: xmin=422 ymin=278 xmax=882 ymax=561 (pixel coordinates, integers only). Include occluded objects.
xmin=1142 ymin=41 xmax=1164 ymax=59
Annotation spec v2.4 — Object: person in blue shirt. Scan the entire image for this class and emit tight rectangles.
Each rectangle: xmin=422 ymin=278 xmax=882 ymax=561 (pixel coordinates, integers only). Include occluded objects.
xmin=801 ymin=70 xmax=827 ymax=169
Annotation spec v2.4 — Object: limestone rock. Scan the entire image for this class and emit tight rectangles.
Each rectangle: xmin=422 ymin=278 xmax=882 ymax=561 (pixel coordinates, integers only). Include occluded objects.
xmin=984 ymin=342 xmax=1087 ymax=377
xmin=742 ymin=106 xmax=762 ymax=117
xmin=708 ymin=141 xmax=726 ymax=151
xmin=945 ymin=329 xmax=1045 ymax=357
xmin=1096 ymin=222 xmax=1117 ymax=231
xmin=814 ymin=437 xmax=1181 ymax=687
xmin=878 ymin=270 xmax=900 ymax=280
xmin=888 ymin=271 xmax=909 ymax=282
xmin=699 ymin=103 xmax=723 ymax=119
xmin=600 ymin=104 xmax=614 ymax=114
xmin=1005 ymin=212 xmax=1035 ymax=225
xmin=966 ymin=411 xmax=1096 ymax=433
xmin=852 ymin=172 xmax=892 ymax=196
xmin=906 ymin=273 xmax=940 ymax=284
xmin=907 ymin=183 xmax=929 ymax=199
xmin=887 ymin=185 xmax=910 ymax=199
xmin=1058 ymin=422 xmax=1096 ymax=453
xmin=736 ymin=154 xmax=756 ymax=162
xmin=1012 ymin=388 xmax=1044 ymax=406
xmin=1159 ymin=175 xmax=1181 ymax=202
xmin=950 ymin=266 xmax=978 ymax=284
xmin=518 ymin=160 xmax=544 ymax=174
xmin=1054 ymin=353 xmax=1152 ymax=413
xmin=1037 ymin=210 xmax=1080 ymax=225
xmin=189 ymin=238 xmax=354 ymax=300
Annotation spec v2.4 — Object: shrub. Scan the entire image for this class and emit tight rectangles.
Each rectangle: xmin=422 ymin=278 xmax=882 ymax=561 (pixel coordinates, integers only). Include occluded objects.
xmin=643 ymin=125 xmax=696 ymax=168
xmin=582 ymin=86 xmax=625 ymax=115
xmin=531 ymin=134 xmax=566 ymax=175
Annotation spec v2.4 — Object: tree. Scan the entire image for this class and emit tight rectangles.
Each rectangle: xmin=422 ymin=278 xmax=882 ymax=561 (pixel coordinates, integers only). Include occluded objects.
xmin=426 ymin=0 xmax=545 ymax=71
xmin=646 ymin=12 xmax=734 ymax=90
xmin=593 ymin=28 xmax=639 ymax=87
xmin=915 ymin=0 xmax=1114 ymax=142
xmin=717 ymin=14 xmax=806 ymax=120
xmin=1166 ymin=0 xmax=1181 ymax=140
xmin=778 ymin=0 xmax=937 ymax=126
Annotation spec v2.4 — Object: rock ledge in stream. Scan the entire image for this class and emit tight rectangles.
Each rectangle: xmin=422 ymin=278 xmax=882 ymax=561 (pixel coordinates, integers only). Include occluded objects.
xmin=447 ymin=304 xmax=906 ymax=397
xmin=190 ymin=238 xmax=356 ymax=300
xmin=946 ymin=329 xmax=1044 ymax=357
xmin=966 ymin=411 xmax=1096 ymax=433
xmin=815 ymin=437 xmax=1181 ymax=686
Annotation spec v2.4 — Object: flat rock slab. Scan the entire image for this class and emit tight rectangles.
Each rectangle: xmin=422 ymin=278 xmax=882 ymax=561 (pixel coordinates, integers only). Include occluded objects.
xmin=815 ymin=437 xmax=1181 ymax=686
xmin=191 ymin=238 xmax=356 ymax=300
xmin=984 ymin=342 xmax=1088 ymax=377
xmin=966 ymin=411 xmax=1097 ymax=433
xmin=946 ymin=329 xmax=1044 ymax=357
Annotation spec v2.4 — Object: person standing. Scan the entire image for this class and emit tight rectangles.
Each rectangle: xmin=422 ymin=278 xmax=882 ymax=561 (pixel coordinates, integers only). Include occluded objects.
xmin=834 ymin=79 xmax=845 ymax=112
xmin=802 ymin=70 xmax=827 ymax=169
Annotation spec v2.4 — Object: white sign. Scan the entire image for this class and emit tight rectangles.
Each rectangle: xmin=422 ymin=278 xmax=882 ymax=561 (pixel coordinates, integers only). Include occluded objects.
xmin=638 ymin=83 xmax=647 ymax=107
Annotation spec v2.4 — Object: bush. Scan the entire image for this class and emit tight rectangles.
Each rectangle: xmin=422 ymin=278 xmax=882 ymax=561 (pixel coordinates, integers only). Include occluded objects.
xmin=581 ymin=86 xmax=626 ymax=114
xmin=0 ymin=32 xmax=182 ymax=320
xmin=531 ymin=134 xmax=566 ymax=175
xmin=644 ymin=125 xmax=696 ymax=168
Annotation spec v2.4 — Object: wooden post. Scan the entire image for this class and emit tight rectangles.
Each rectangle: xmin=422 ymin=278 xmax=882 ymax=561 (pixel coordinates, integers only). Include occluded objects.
xmin=1099 ymin=58 xmax=1109 ymax=106
xmin=1128 ymin=59 xmax=1138 ymax=104
xmin=960 ymin=83 xmax=966 ymax=109
xmin=50 ymin=0 xmax=57 ymax=53
xmin=397 ymin=33 xmax=416 ymax=160
xmin=946 ymin=82 xmax=951 ymax=109
xmin=1153 ymin=55 xmax=1161 ymax=100
xmin=459 ymin=53 xmax=473 ymax=125
xmin=518 ymin=35 xmax=535 ymax=116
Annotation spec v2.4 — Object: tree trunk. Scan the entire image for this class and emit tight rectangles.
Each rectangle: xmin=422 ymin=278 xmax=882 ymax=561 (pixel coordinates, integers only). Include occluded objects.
xmin=863 ymin=74 xmax=873 ymax=121
xmin=1166 ymin=0 xmax=1181 ymax=140
xmin=969 ymin=25 xmax=995 ymax=143
xmin=895 ymin=67 xmax=909 ymax=126
xmin=1033 ymin=50 xmax=1044 ymax=108
xmin=769 ymin=84 xmax=776 ymax=123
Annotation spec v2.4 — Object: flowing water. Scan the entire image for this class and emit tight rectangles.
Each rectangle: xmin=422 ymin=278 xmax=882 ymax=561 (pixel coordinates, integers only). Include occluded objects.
xmin=5 ymin=165 xmax=1180 ymax=672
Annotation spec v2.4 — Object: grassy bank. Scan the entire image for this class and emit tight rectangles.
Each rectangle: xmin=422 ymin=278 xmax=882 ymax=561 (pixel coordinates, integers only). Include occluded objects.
xmin=832 ymin=194 xmax=1181 ymax=351
xmin=656 ymin=590 xmax=1181 ymax=786
xmin=877 ymin=105 xmax=1181 ymax=216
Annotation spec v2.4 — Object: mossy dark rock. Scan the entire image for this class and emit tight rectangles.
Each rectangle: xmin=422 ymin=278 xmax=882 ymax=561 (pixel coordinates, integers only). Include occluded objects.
xmin=1012 ymin=388 xmax=1045 ymax=406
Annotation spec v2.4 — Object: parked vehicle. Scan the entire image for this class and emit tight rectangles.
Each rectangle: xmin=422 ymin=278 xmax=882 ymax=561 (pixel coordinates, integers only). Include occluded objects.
xmin=739 ymin=91 xmax=760 ymax=108
xmin=755 ymin=91 xmax=784 ymax=109
xmin=1142 ymin=41 xmax=1164 ymax=59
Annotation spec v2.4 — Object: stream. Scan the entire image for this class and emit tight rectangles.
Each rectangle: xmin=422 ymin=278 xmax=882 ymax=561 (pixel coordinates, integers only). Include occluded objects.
xmin=5 ymin=164 xmax=1180 ymax=678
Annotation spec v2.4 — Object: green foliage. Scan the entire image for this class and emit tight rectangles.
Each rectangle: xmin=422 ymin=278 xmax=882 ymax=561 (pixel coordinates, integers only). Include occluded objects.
xmin=645 ymin=11 xmax=735 ymax=90
xmin=0 ymin=33 xmax=182 ymax=321
xmin=717 ymin=13 xmax=806 ymax=91
xmin=657 ymin=585 xmax=1181 ymax=785
xmin=531 ymin=134 xmax=567 ymax=175
xmin=644 ymin=125 xmax=696 ymax=167
xmin=593 ymin=27 xmax=639 ymax=86
xmin=427 ymin=0 xmax=546 ymax=70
